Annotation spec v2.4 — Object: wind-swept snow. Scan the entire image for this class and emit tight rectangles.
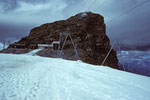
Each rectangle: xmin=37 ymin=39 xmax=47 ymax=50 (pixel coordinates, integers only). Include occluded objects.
xmin=0 ymin=53 xmax=150 ymax=100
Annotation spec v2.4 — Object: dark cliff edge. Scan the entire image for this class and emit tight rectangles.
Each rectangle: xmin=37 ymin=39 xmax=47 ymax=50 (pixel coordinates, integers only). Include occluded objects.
xmin=1 ymin=12 xmax=119 ymax=69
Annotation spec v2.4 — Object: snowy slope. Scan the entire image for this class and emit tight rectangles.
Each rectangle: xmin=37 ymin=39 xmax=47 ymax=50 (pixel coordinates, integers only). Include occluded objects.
xmin=0 ymin=53 xmax=150 ymax=100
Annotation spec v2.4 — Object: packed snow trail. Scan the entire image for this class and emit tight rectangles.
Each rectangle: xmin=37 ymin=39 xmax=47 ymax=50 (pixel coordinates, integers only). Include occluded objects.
xmin=0 ymin=54 xmax=150 ymax=100
xmin=25 ymin=49 xmax=42 ymax=56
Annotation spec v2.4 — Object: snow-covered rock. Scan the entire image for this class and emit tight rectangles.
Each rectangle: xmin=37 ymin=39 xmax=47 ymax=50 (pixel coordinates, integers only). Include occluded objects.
xmin=0 ymin=53 xmax=150 ymax=100
xmin=0 ymin=42 xmax=3 ymax=50
xmin=0 ymin=42 xmax=8 ymax=51
xmin=80 ymin=12 xmax=88 ymax=18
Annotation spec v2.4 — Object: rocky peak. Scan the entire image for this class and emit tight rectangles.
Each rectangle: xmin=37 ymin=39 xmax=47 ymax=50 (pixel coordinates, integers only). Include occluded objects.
xmin=5 ymin=12 xmax=119 ymax=69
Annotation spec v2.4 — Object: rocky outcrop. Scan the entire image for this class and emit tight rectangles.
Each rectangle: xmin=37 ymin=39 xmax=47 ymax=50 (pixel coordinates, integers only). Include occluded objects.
xmin=0 ymin=48 xmax=30 ymax=54
xmin=3 ymin=12 xmax=119 ymax=69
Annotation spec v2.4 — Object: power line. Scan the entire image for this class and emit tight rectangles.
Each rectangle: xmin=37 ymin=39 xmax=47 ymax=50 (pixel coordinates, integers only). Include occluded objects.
xmin=87 ymin=0 xmax=97 ymax=11
xmin=106 ymin=0 xmax=149 ymax=24
xmin=94 ymin=0 xmax=107 ymax=12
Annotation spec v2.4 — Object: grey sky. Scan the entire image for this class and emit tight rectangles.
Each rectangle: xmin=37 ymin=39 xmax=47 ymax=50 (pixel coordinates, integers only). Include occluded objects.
xmin=0 ymin=0 xmax=150 ymax=45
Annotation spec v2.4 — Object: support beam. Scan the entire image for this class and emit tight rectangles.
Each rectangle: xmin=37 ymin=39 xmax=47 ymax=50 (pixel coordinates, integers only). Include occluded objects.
xmin=102 ymin=41 xmax=116 ymax=65
xmin=3 ymin=41 xmax=5 ymax=50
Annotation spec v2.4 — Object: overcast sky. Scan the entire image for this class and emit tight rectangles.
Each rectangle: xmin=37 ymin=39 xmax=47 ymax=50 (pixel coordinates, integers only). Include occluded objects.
xmin=0 ymin=0 xmax=150 ymax=45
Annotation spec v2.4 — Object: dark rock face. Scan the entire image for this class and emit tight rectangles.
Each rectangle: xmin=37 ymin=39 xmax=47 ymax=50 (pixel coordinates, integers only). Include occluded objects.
xmin=3 ymin=12 xmax=119 ymax=69
xmin=0 ymin=48 xmax=30 ymax=54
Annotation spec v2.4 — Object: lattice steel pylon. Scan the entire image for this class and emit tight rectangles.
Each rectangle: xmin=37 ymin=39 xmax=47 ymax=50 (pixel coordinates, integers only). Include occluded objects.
xmin=57 ymin=32 xmax=80 ymax=60
xmin=3 ymin=41 xmax=5 ymax=50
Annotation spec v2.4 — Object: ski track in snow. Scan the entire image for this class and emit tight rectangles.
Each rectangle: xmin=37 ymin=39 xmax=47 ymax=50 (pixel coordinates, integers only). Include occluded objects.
xmin=0 ymin=52 xmax=150 ymax=100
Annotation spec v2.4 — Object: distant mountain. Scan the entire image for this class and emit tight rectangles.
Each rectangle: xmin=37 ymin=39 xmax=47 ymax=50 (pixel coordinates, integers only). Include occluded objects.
xmin=114 ymin=44 xmax=150 ymax=51
xmin=135 ymin=44 xmax=150 ymax=51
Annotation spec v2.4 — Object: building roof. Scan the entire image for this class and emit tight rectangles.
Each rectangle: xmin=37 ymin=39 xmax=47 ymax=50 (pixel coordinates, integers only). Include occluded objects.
xmin=52 ymin=41 xmax=60 ymax=44
xmin=38 ymin=44 xmax=53 ymax=47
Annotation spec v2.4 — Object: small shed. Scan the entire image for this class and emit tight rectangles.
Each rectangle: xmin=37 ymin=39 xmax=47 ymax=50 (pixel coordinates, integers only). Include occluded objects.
xmin=52 ymin=41 xmax=60 ymax=50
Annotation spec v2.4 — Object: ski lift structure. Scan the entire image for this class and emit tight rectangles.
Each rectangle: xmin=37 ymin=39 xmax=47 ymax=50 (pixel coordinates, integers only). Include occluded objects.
xmin=101 ymin=40 xmax=126 ymax=71
xmin=57 ymin=32 xmax=80 ymax=60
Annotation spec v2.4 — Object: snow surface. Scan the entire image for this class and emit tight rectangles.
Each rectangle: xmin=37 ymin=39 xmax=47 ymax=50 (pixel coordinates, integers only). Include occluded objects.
xmin=0 ymin=53 xmax=150 ymax=100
